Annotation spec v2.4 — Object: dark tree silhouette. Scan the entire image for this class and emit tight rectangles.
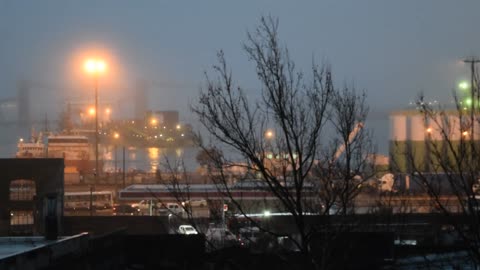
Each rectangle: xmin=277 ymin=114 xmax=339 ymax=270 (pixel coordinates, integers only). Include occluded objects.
xmin=191 ymin=16 xmax=375 ymax=269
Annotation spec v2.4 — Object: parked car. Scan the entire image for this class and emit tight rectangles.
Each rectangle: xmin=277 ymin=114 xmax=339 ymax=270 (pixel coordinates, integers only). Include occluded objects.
xmin=239 ymin=226 xmax=260 ymax=246
xmin=113 ymin=204 xmax=140 ymax=216
xmin=206 ymin=227 xmax=241 ymax=249
xmin=157 ymin=203 xmax=184 ymax=216
xmin=131 ymin=200 xmax=153 ymax=210
xmin=277 ymin=236 xmax=300 ymax=252
xmin=177 ymin=225 xmax=198 ymax=235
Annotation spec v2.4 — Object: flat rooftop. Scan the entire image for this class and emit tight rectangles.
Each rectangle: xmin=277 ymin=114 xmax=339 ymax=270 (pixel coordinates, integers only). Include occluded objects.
xmin=0 ymin=234 xmax=88 ymax=260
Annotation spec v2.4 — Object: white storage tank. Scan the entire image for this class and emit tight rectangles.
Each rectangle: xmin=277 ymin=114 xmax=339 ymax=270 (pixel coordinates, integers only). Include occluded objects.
xmin=390 ymin=114 xmax=407 ymax=141
xmin=427 ymin=115 xmax=443 ymax=141
xmin=410 ymin=115 xmax=425 ymax=141
xmin=447 ymin=115 xmax=461 ymax=141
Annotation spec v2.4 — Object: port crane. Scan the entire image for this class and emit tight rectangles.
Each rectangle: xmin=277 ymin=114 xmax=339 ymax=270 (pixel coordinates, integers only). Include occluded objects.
xmin=332 ymin=122 xmax=364 ymax=163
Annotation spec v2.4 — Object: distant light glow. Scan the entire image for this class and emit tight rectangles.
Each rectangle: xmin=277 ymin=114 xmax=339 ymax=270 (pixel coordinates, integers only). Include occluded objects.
xmin=151 ymin=118 xmax=157 ymax=125
xmin=265 ymin=130 xmax=274 ymax=139
xmin=459 ymin=81 xmax=469 ymax=90
xmin=463 ymin=131 xmax=469 ymax=137
xmin=114 ymin=132 xmax=119 ymax=139
xmin=84 ymin=59 xmax=106 ymax=74
xmin=105 ymin=108 xmax=111 ymax=114
xmin=465 ymin=98 xmax=473 ymax=106
xmin=264 ymin=210 xmax=271 ymax=217
xmin=88 ymin=107 xmax=96 ymax=116
xmin=426 ymin=127 xmax=432 ymax=133
xmin=176 ymin=124 xmax=181 ymax=130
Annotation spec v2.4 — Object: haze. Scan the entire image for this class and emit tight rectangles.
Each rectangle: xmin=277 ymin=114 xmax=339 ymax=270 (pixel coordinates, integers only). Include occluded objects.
xmin=1 ymin=0 xmax=479 ymax=154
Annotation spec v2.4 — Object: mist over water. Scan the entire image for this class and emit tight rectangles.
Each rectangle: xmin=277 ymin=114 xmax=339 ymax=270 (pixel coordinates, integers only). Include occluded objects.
xmin=2 ymin=115 xmax=390 ymax=173
xmin=104 ymin=146 xmax=200 ymax=173
xmin=0 ymin=126 xmax=30 ymax=158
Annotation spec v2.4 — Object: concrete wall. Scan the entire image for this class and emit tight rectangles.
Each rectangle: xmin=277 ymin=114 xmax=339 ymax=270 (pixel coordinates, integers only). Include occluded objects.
xmin=63 ymin=216 xmax=170 ymax=235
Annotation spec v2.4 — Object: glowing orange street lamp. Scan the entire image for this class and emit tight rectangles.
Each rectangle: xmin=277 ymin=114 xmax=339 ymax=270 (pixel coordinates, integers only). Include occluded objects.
xmin=265 ymin=130 xmax=274 ymax=139
xmin=84 ymin=58 xmax=106 ymax=184
xmin=88 ymin=107 xmax=96 ymax=116
xmin=84 ymin=59 xmax=106 ymax=74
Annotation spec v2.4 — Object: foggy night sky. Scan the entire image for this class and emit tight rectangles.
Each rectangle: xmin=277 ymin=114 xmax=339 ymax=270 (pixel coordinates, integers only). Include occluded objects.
xmin=1 ymin=1 xmax=480 ymax=153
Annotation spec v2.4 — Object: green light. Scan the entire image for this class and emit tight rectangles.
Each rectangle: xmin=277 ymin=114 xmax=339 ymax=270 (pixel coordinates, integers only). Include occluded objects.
xmin=465 ymin=98 xmax=472 ymax=106
xmin=459 ymin=81 xmax=469 ymax=90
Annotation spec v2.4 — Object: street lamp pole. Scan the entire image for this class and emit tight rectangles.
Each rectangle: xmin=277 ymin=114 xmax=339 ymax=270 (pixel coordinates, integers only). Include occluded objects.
xmin=84 ymin=58 xmax=105 ymax=185
xmin=122 ymin=146 xmax=126 ymax=188
xmin=94 ymin=76 xmax=99 ymax=184
xmin=113 ymin=132 xmax=119 ymax=189
xmin=114 ymin=144 xmax=117 ymax=178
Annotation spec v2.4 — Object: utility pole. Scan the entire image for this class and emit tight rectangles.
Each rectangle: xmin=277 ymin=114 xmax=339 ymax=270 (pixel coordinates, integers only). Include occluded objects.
xmin=464 ymin=57 xmax=480 ymax=138
xmin=464 ymin=57 xmax=480 ymax=173
xmin=89 ymin=185 xmax=94 ymax=216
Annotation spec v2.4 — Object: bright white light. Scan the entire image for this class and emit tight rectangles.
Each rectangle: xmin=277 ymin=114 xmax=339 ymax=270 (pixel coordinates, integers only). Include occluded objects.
xmin=459 ymin=81 xmax=469 ymax=90
xmin=84 ymin=59 xmax=106 ymax=74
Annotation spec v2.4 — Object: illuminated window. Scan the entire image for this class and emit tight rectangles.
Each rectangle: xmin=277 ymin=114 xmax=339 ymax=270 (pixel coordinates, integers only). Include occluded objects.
xmin=10 ymin=179 xmax=36 ymax=201
xmin=10 ymin=210 xmax=34 ymax=235
xmin=10 ymin=211 xmax=33 ymax=225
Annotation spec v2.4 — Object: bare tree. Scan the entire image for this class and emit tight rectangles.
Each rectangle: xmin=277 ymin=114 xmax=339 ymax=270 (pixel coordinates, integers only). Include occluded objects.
xmin=403 ymin=87 xmax=480 ymax=265
xmin=321 ymin=86 xmax=374 ymax=215
xmin=192 ymin=16 xmax=375 ymax=268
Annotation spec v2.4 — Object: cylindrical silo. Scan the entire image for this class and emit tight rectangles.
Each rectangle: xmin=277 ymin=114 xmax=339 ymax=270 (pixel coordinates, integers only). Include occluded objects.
xmin=410 ymin=115 xmax=425 ymax=141
xmin=410 ymin=114 xmax=427 ymax=172
xmin=447 ymin=115 xmax=461 ymax=141
xmin=428 ymin=115 xmax=443 ymax=141
xmin=390 ymin=114 xmax=407 ymax=141
xmin=389 ymin=113 xmax=408 ymax=173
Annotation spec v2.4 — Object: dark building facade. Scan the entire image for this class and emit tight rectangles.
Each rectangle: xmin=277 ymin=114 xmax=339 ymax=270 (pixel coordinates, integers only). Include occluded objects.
xmin=0 ymin=158 xmax=64 ymax=237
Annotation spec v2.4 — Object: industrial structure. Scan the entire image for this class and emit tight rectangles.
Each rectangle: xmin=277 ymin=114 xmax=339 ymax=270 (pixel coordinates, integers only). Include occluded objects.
xmin=389 ymin=109 xmax=480 ymax=173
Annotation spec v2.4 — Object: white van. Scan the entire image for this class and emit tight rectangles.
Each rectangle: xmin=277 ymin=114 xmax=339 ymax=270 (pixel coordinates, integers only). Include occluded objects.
xmin=178 ymin=225 xmax=198 ymax=235
xmin=157 ymin=203 xmax=183 ymax=216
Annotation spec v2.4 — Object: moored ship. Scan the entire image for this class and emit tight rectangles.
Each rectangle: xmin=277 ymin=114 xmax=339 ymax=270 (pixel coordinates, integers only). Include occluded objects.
xmin=16 ymin=133 xmax=46 ymax=158
xmin=16 ymin=132 xmax=102 ymax=173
